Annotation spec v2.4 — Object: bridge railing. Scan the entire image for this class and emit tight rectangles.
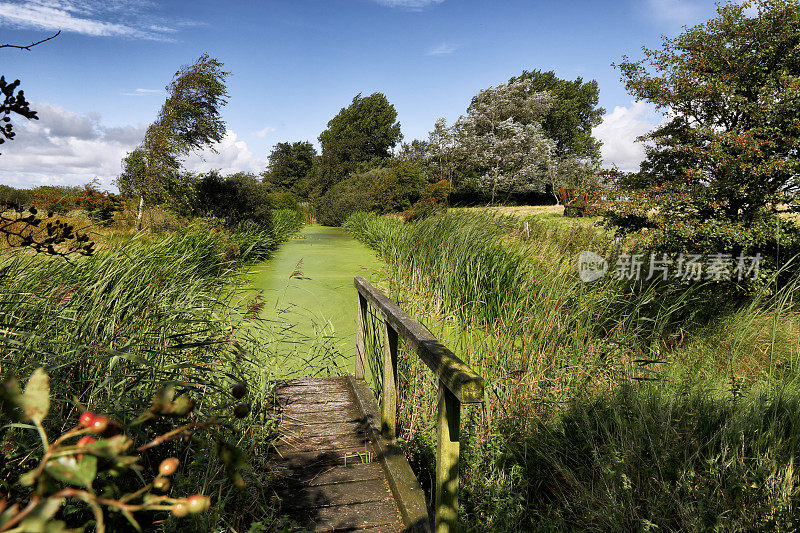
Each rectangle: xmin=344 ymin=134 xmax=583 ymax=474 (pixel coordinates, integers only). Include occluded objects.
xmin=354 ymin=276 xmax=485 ymax=533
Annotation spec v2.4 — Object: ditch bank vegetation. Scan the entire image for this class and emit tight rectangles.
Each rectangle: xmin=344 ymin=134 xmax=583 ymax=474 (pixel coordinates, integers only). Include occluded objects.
xmin=0 ymin=209 xmax=304 ymax=532
xmin=344 ymin=210 xmax=800 ymax=531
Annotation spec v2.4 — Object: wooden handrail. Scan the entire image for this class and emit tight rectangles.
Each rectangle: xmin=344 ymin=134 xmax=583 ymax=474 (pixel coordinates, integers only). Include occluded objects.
xmin=354 ymin=276 xmax=485 ymax=533
xmin=354 ymin=277 xmax=484 ymax=403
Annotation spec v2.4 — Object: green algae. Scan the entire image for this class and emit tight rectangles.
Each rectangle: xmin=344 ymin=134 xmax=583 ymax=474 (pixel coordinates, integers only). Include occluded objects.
xmin=242 ymin=224 xmax=383 ymax=378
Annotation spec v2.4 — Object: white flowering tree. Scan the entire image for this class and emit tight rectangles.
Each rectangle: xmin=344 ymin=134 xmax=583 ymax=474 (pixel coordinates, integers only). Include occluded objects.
xmin=429 ymin=78 xmax=561 ymax=202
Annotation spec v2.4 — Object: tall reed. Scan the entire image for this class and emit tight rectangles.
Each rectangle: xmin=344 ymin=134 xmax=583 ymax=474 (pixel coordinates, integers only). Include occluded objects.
xmin=345 ymin=210 xmax=800 ymax=531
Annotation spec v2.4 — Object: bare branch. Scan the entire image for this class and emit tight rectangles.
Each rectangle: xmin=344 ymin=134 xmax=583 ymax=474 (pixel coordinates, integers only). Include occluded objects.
xmin=0 ymin=30 xmax=61 ymax=51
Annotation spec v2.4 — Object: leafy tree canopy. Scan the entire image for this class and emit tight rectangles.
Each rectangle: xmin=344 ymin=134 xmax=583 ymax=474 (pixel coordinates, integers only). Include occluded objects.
xmin=312 ymin=93 xmax=402 ymax=196
xmin=117 ymin=55 xmax=230 ymax=204
xmin=508 ymin=69 xmax=605 ymax=164
xmin=615 ymin=0 xmax=800 ymax=224
xmin=265 ymin=141 xmax=316 ymax=193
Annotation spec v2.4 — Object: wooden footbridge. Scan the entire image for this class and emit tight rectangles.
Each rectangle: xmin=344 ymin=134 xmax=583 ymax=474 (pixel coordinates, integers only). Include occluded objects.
xmin=270 ymin=277 xmax=485 ymax=532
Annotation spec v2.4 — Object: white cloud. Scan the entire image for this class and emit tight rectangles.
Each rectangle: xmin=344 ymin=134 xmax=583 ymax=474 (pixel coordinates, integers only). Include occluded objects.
xmin=255 ymin=126 xmax=276 ymax=138
xmin=0 ymin=103 xmax=264 ymax=190
xmin=0 ymin=1 xmax=199 ymax=41
xmin=372 ymin=0 xmax=444 ymax=10
xmin=0 ymin=101 xmax=146 ymax=189
xmin=182 ymin=130 xmax=265 ymax=175
xmin=593 ymin=101 xmax=662 ymax=173
xmin=122 ymin=88 xmax=165 ymax=96
xmin=426 ymin=42 xmax=458 ymax=56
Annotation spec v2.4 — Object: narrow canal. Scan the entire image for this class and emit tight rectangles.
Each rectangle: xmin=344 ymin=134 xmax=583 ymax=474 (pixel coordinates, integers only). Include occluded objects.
xmin=243 ymin=224 xmax=383 ymax=377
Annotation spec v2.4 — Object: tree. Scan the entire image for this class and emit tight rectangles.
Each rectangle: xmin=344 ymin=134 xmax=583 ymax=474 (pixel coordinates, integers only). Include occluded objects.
xmin=615 ymin=0 xmax=800 ymax=225
xmin=117 ymin=55 xmax=230 ymax=229
xmin=311 ymin=93 xmax=402 ymax=196
xmin=265 ymin=141 xmax=316 ymax=194
xmin=447 ymin=78 xmax=557 ymax=202
xmin=508 ymin=69 xmax=605 ymax=165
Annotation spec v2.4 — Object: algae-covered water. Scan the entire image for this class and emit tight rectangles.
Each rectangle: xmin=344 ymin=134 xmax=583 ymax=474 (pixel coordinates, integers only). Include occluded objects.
xmin=242 ymin=224 xmax=383 ymax=378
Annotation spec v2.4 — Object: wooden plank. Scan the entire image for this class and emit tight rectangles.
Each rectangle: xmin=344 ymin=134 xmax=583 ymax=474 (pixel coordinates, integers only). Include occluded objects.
xmin=296 ymin=500 xmax=401 ymax=532
xmin=277 ymin=405 xmax=363 ymax=425
xmin=274 ymin=389 xmax=353 ymax=406
xmin=348 ymin=377 xmax=432 ymax=533
xmin=279 ymin=478 xmax=393 ymax=510
xmin=354 ymin=276 xmax=484 ymax=403
xmin=277 ymin=447 xmax=376 ymax=469
xmin=279 ymin=420 xmax=370 ymax=439
xmin=275 ymin=432 xmax=368 ymax=453
xmin=289 ymin=462 xmax=384 ymax=487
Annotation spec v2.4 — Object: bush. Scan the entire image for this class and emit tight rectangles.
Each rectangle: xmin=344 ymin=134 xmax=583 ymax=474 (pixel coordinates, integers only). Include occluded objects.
xmin=195 ymin=171 xmax=272 ymax=228
xmin=29 ymin=186 xmax=80 ymax=214
xmin=603 ymin=183 xmax=800 ymax=291
xmin=76 ymin=182 xmax=123 ymax=225
xmin=315 ymin=169 xmax=380 ymax=226
xmin=371 ymin=161 xmax=425 ymax=214
xmin=404 ymin=180 xmax=451 ymax=222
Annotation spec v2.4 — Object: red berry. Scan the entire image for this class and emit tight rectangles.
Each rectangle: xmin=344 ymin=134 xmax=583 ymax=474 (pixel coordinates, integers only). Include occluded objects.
xmin=172 ymin=501 xmax=188 ymax=517
xmin=231 ymin=382 xmax=247 ymax=399
xmin=159 ymin=457 xmax=180 ymax=477
xmin=78 ymin=412 xmax=95 ymax=428
xmin=89 ymin=415 xmax=109 ymax=434
xmin=186 ymin=494 xmax=210 ymax=514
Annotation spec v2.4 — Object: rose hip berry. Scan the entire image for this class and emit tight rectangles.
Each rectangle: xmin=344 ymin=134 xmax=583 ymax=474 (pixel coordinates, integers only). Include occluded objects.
xmin=159 ymin=457 xmax=180 ymax=477
xmin=153 ymin=476 xmax=170 ymax=492
xmin=187 ymin=494 xmax=211 ymax=514
xmin=89 ymin=415 xmax=110 ymax=434
xmin=231 ymin=382 xmax=247 ymax=399
xmin=233 ymin=403 xmax=250 ymax=418
xmin=77 ymin=436 xmax=96 ymax=447
xmin=78 ymin=411 xmax=95 ymax=428
xmin=171 ymin=501 xmax=188 ymax=517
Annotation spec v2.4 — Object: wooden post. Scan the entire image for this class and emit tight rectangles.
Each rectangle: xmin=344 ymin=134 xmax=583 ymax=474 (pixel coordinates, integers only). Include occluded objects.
xmin=381 ymin=320 xmax=398 ymax=439
xmin=435 ymin=380 xmax=460 ymax=533
xmin=355 ymin=293 xmax=368 ymax=379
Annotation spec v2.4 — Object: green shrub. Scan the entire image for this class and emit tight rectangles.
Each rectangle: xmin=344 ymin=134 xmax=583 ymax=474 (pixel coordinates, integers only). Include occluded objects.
xmin=315 ymin=169 xmax=380 ymax=226
xmin=371 ymin=161 xmax=425 ymax=214
xmin=195 ymin=171 xmax=272 ymax=228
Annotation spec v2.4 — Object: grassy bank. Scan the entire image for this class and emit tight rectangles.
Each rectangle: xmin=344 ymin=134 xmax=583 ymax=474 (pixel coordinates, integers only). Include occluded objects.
xmin=344 ymin=210 xmax=800 ymax=531
xmin=0 ymin=209 xmax=304 ymax=531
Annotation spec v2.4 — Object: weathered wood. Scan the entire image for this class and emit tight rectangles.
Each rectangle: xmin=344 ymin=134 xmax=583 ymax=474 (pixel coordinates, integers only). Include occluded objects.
xmin=356 ymin=292 xmax=368 ymax=379
xmin=296 ymin=500 xmax=401 ymax=532
xmin=348 ymin=376 xmax=432 ymax=533
xmin=382 ymin=320 xmax=399 ymax=439
xmin=435 ymin=380 xmax=460 ymax=533
xmin=272 ymin=376 xmax=428 ymax=532
xmin=354 ymin=277 xmax=484 ymax=404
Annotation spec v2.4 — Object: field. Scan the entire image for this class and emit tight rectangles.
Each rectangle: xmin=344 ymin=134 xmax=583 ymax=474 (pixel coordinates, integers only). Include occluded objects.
xmin=344 ymin=208 xmax=800 ymax=531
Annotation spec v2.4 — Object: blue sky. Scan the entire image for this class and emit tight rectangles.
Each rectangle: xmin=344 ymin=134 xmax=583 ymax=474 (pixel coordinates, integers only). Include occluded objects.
xmin=0 ymin=0 xmax=726 ymax=189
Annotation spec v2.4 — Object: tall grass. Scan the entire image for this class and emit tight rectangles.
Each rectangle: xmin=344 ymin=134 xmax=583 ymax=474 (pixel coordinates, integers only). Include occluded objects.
xmin=0 ymin=209 xmax=304 ymax=531
xmin=345 ymin=210 xmax=800 ymax=531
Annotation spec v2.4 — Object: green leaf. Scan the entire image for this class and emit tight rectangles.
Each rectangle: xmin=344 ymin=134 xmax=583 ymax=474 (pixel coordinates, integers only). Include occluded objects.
xmin=44 ymin=455 xmax=97 ymax=488
xmin=84 ymin=435 xmax=134 ymax=459
xmin=22 ymin=368 xmax=50 ymax=423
